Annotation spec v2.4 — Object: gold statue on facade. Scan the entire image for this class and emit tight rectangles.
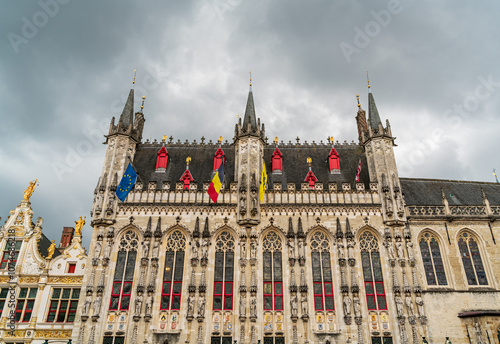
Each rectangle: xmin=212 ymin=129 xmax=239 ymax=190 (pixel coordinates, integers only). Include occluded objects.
xmin=47 ymin=240 xmax=56 ymax=259
xmin=23 ymin=179 xmax=38 ymax=201
xmin=74 ymin=216 xmax=86 ymax=236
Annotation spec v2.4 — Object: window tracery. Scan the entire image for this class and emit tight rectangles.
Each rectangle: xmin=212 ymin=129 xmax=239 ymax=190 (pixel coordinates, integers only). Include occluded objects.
xmin=110 ymin=230 xmax=138 ymax=310
xmin=213 ymin=231 xmax=235 ymax=310
xmin=419 ymin=232 xmax=447 ymax=285
xmin=359 ymin=232 xmax=387 ymax=310
xmin=310 ymin=231 xmax=334 ymax=311
xmin=161 ymin=230 xmax=186 ymax=310
xmin=263 ymin=231 xmax=283 ymax=311
xmin=458 ymin=231 xmax=488 ymax=285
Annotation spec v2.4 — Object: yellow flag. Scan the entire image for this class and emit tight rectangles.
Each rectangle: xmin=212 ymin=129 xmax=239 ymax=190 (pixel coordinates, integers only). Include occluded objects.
xmin=259 ymin=158 xmax=267 ymax=202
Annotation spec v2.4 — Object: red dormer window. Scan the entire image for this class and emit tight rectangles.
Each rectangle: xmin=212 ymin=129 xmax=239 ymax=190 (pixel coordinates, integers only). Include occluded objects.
xmin=304 ymin=170 xmax=318 ymax=189
xmin=156 ymin=146 xmax=168 ymax=170
xmin=272 ymin=147 xmax=282 ymax=173
xmin=213 ymin=148 xmax=225 ymax=171
xmin=328 ymin=148 xmax=340 ymax=173
xmin=180 ymin=169 xmax=194 ymax=190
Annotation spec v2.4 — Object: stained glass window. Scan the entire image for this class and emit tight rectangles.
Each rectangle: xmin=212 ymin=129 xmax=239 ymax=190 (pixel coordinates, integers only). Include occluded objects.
xmin=359 ymin=232 xmax=386 ymax=310
xmin=213 ymin=231 xmax=235 ymax=311
xmin=109 ymin=231 xmax=138 ymax=311
xmin=262 ymin=231 xmax=283 ymax=311
xmin=458 ymin=232 xmax=488 ymax=286
xmin=419 ymin=233 xmax=447 ymax=286
xmin=310 ymin=231 xmax=334 ymax=311
xmin=161 ymin=230 xmax=186 ymax=310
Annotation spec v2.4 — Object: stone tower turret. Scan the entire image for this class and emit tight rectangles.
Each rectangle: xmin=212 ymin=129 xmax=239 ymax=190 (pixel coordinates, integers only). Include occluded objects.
xmin=359 ymin=84 xmax=405 ymax=225
xmin=91 ymin=88 xmax=145 ymax=227
xmin=234 ymin=80 xmax=265 ymax=227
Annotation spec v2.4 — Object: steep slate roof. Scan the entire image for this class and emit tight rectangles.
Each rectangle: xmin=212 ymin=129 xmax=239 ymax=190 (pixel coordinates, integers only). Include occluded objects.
xmin=38 ymin=233 xmax=61 ymax=259
xmin=264 ymin=144 xmax=369 ymax=188
xmin=368 ymin=92 xmax=382 ymax=129
xmin=119 ymin=89 xmax=134 ymax=127
xmin=132 ymin=142 xmax=369 ymax=189
xmin=401 ymin=178 xmax=500 ymax=206
xmin=242 ymin=87 xmax=258 ymax=132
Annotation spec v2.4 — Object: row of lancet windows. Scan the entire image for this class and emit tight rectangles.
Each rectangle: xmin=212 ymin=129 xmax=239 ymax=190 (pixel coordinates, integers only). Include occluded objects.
xmin=154 ymin=145 xmax=341 ymax=189
xmin=419 ymin=231 xmax=488 ymax=286
xmin=108 ymin=228 xmax=489 ymax=312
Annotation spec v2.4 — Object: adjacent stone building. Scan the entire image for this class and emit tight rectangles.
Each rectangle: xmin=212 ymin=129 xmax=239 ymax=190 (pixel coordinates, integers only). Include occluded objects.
xmin=74 ymin=81 xmax=500 ymax=344
xmin=0 ymin=194 xmax=88 ymax=343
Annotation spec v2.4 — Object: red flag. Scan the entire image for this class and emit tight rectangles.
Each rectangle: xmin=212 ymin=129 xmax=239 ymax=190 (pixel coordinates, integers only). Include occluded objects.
xmin=354 ymin=159 xmax=361 ymax=182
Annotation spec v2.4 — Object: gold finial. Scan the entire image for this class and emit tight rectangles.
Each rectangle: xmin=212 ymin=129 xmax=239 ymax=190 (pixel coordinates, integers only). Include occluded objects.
xmin=366 ymin=71 xmax=371 ymax=89
xmin=133 ymin=69 xmax=137 ymax=85
xmin=186 ymin=156 xmax=191 ymax=166
xmin=356 ymin=94 xmax=361 ymax=107
xmin=74 ymin=216 xmax=86 ymax=236
xmin=23 ymin=179 xmax=38 ymax=202
xmin=162 ymin=135 xmax=167 ymax=142
xmin=274 ymin=137 xmax=279 ymax=145
xmin=249 ymin=71 xmax=252 ymax=86
xmin=218 ymin=136 xmax=223 ymax=144
xmin=307 ymin=157 xmax=312 ymax=165
xmin=329 ymin=136 xmax=334 ymax=144
xmin=141 ymin=95 xmax=146 ymax=111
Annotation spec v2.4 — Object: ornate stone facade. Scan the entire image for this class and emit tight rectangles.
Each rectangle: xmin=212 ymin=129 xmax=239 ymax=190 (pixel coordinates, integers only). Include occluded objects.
xmin=73 ymin=84 xmax=500 ymax=344
xmin=0 ymin=197 xmax=88 ymax=343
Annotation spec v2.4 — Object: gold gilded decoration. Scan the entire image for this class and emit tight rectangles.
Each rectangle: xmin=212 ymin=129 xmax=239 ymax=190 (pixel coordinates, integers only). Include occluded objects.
xmin=48 ymin=276 xmax=83 ymax=284
xmin=307 ymin=157 xmax=312 ymax=165
xmin=47 ymin=240 xmax=57 ymax=259
xmin=4 ymin=330 xmax=27 ymax=338
xmin=23 ymin=179 xmax=38 ymax=201
xmin=186 ymin=156 xmax=191 ymax=166
xmin=14 ymin=212 xmax=25 ymax=225
xmin=74 ymin=216 xmax=86 ymax=236
xmin=0 ymin=276 xmax=11 ymax=283
xmin=34 ymin=330 xmax=72 ymax=339
xmin=19 ymin=276 xmax=39 ymax=284
xmin=0 ymin=317 xmax=7 ymax=327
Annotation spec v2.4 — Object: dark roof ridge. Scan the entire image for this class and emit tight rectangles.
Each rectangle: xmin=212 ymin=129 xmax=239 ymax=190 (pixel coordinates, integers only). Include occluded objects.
xmin=400 ymin=177 xmax=500 ymax=185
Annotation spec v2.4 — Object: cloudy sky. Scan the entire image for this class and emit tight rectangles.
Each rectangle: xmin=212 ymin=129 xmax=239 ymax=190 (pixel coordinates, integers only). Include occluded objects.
xmin=1 ymin=0 xmax=499 ymax=249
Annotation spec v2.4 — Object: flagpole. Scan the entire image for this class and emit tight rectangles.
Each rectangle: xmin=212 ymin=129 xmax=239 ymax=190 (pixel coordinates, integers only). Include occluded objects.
xmin=127 ymin=156 xmax=144 ymax=184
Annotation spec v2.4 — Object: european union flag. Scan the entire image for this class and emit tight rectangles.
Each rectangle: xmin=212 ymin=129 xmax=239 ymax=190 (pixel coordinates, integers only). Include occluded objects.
xmin=116 ymin=163 xmax=138 ymax=202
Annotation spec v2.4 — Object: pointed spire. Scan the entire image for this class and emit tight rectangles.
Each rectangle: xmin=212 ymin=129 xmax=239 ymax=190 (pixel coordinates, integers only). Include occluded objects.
xmin=202 ymin=217 xmax=210 ymax=238
xmin=287 ymin=217 xmax=295 ymax=238
xmin=119 ymin=89 xmax=134 ymax=128
xmin=154 ymin=217 xmax=162 ymax=238
xmin=336 ymin=217 xmax=343 ymax=239
xmin=193 ymin=217 xmax=200 ymax=238
xmin=144 ymin=217 xmax=152 ymax=238
xmin=345 ymin=218 xmax=353 ymax=240
xmin=366 ymin=73 xmax=382 ymax=130
xmin=242 ymin=72 xmax=257 ymax=133
xmin=296 ymin=218 xmax=305 ymax=239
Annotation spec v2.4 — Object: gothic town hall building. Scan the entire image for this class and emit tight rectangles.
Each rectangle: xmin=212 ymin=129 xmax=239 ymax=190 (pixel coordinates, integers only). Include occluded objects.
xmin=73 ymin=82 xmax=500 ymax=344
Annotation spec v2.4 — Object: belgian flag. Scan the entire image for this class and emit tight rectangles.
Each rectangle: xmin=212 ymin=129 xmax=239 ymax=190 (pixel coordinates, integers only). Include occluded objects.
xmin=207 ymin=163 xmax=224 ymax=203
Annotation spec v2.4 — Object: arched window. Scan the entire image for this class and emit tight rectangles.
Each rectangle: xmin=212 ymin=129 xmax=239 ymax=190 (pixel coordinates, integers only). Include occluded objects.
xmin=110 ymin=231 xmax=138 ymax=310
xmin=328 ymin=148 xmax=340 ymax=173
xmin=156 ymin=146 xmax=168 ymax=171
xmin=272 ymin=147 xmax=282 ymax=173
xmin=419 ymin=232 xmax=447 ymax=285
xmin=213 ymin=231 xmax=235 ymax=311
xmin=458 ymin=232 xmax=488 ymax=285
xmin=262 ymin=231 xmax=283 ymax=311
xmin=359 ymin=232 xmax=387 ymax=310
xmin=161 ymin=230 xmax=186 ymax=310
xmin=213 ymin=148 xmax=225 ymax=171
xmin=310 ymin=231 xmax=334 ymax=311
